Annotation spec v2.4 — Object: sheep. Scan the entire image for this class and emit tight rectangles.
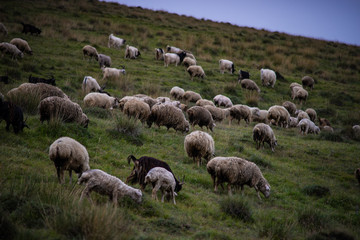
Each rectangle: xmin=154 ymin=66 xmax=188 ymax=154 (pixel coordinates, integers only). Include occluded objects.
xmin=0 ymin=23 xmax=8 ymax=36
xmin=318 ymin=117 xmax=332 ymax=128
xmin=239 ymin=79 xmax=260 ymax=93
xmin=164 ymin=52 xmax=187 ymax=67
xmin=253 ymin=123 xmax=277 ymax=152
xmin=296 ymin=110 xmax=310 ymax=121
xmin=102 ymin=67 xmax=126 ymax=81
xmin=302 ymin=76 xmax=315 ymax=90
xmin=125 ymin=45 xmax=140 ymax=59
xmin=238 ymin=70 xmax=250 ymax=80
xmin=260 ymin=68 xmax=276 ymax=88
xmin=305 ymin=108 xmax=317 ymax=122
xmin=182 ymin=57 xmax=196 ymax=68
xmin=355 ymin=168 xmax=360 ymax=185
xmin=282 ymin=101 xmax=297 ymax=116
xmin=292 ymin=87 xmax=308 ymax=104
xmin=184 ymin=130 xmax=215 ymax=167
xmin=289 ymin=117 xmax=298 ymax=128
xmin=108 ymin=33 xmax=126 ymax=49
xmin=126 ymin=155 xmax=184 ymax=193
xmin=123 ymin=98 xmax=151 ymax=124
xmin=170 ymin=86 xmax=185 ymax=100
xmin=147 ymin=103 xmax=190 ymax=133
xmin=187 ymin=106 xmax=216 ymax=132
xmin=49 ymin=137 xmax=90 ymax=184
xmin=29 ymin=74 xmax=56 ymax=86
xmin=204 ymin=105 xmax=230 ymax=123
xmin=78 ymin=169 xmax=142 ymax=204
xmin=144 ymin=167 xmax=177 ymax=204
xmin=119 ymin=96 xmax=137 ymax=111
xmin=352 ymin=125 xmax=360 ymax=138
xmin=82 ymin=76 xmax=105 ymax=95
xmin=185 ymin=52 xmax=196 ymax=60
xmin=83 ymin=92 xmax=119 ymax=110
xmin=98 ymin=54 xmax=111 ymax=68
xmin=267 ymin=105 xmax=290 ymax=128
xmin=206 ymin=157 xmax=271 ymax=199
xmin=219 ymin=59 xmax=235 ymax=74
xmin=229 ymin=104 xmax=252 ymax=126
xmin=322 ymin=125 xmax=334 ymax=133
xmin=0 ymin=42 xmax=23 ymax=60
xmin=155 ymin=48 xmax=164 ymax=60
xmin=250 ymin=107 xmax=269 ymax=124
xmin=182 ymin=90 xmax=202 ymax=103
xmin=0 ymin=100 xmax=29 ymax=134
xmin=166 ymin=45 xmax=183 ymax=54
xmin=213 ymin=94 xmax=233 ymax=108
xmin=297 ymin=118 xmax=320 ymax=135
xmin=156 ymin=96 xmax=171 ymax=103
xmin=196 ymin=99 xmax=215 ymax=107
xmin=39 ymin=96 xmax=89 ymax=128
xmin=21 ymin=22 xmax=41 ymax=35
xmin=10 ymin=38 xmax=32 ymax=55
xmin=82 ymin=45 xmax=98 ymax=61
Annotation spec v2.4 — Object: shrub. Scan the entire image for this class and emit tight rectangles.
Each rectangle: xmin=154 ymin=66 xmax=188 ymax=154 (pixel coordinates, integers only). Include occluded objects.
xmin=298 ymin=208 xmax=327 ymax=232
xmin=109 ymin=114 xmax=143 ymax=146
xmin=257 ymin=216 xmax=295 ymax=240
xmin=244 ymin=91 xmax=259 ymax=107
xmin=219 ymin=197 xmax=253 ymax=222
xmin=302 ymin=185 xmax=330 ymax=197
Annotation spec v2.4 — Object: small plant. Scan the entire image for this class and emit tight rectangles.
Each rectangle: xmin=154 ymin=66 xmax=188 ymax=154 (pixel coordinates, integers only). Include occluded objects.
xmin=258 ymin=216 xmax=295 ymax=240
xmin=110 ymin=114 xmax=143 ymax=146
xmin=7 ymin=90 xmax=40 ymax=115
xmin=298 ymin=208 xmax=327 ymax=232
xmin=245 ymin=91 xmax=259 ymax=107
xmin=302 ymin=185 xmax=330 ymax=197
xmin=219 ymin=197 xmax=253 ymax=222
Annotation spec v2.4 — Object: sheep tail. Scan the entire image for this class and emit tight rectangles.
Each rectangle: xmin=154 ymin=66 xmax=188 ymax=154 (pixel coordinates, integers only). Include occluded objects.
xmin=127 ymin=155 xmax=137 ymax=164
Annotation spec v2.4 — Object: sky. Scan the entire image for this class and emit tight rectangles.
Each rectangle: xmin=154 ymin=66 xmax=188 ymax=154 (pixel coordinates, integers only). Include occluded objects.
xmin=105 ymin=0 xmax=360 ymax=46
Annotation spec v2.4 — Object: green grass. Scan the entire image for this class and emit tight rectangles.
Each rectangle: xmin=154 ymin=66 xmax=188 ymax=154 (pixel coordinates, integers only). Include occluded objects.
xmin=0 ymin=0 xmax=360 ymax=239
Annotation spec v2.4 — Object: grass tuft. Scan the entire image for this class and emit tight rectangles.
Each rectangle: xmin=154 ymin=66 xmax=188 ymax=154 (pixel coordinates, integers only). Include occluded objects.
xmin=298 ymin=208 xmax=327 ymax=232
xmin=302 ymin=185 xmax=330 ymax=197
xmin=219 ymin=197 xmax=254 ymax=222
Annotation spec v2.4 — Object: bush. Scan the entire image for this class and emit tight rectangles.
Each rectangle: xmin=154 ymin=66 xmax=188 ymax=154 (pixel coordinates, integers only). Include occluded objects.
xmin=110 ymin=114 xmax=143 ymax=146
xmin=244 ymin=91 xmax=259 ymax=107
xmin=302 ymin=185 xmax=330 ymax=197
xmin=219 ymin=197 xmax=253 ymax=222
xmin=298 ymin=208 xmax=327 ymax=232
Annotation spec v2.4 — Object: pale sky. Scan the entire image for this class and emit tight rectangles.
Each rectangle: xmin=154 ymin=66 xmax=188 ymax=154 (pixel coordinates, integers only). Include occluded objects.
xmin=105 ymin=0 xmax=360 ymax=46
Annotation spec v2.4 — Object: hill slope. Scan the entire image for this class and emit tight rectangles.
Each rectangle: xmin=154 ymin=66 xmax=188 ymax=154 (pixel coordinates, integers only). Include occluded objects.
xmin=0 ymin=1 xmax=360 ymax=239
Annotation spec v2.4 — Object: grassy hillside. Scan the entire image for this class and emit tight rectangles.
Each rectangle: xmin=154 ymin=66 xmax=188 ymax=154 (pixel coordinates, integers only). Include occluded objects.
xmin=1 ymin=0 xmax=360 ymax=239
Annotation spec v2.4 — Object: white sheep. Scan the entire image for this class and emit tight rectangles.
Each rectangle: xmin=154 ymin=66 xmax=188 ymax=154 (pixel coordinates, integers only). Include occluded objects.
xmin=297 ymin=118 xmax=320 ymax=135
xmin=102 ymin=67 xmax=126 ymax=81
xmin=78 ymin=169 xmax=142 ymax=204
xmin=164 ymin=52 xmax=186 ymax=67
xmin=0 ymin=42 xmax=23 ymax=60
xmin=166 ymin=45 xmax=183 ymax=54
xmin=187 ymin=65 xmax=205 ymax=81
xmin=305 ymin=108 xmax=317 ymax=122
xmin=267 ymin=105 xmax=290 ymax=128
xmin=213 ymin=94 xmax=233 ymax=108
xmin=49 ymin=137 xmax=90 ymax=184
xmin=260 ymin=68 xmax=276 ymax=88
xmin=10 ymin=38 xmax=32 ymax=55
xmin=125 ymin=45 xmax=140 ymax=59
xmin=289 ymin=117 xmax=298 ymax=128
xmin=84 ymin=92 xmax=119 ymax=109
xmin=196 ymin=99 xmax=215 ymax=107
xmin=219 ymin=59 xmax=235 ymax=74
xmin=292 ymin=86 xmax=308 ymax=104
xmin=170 ymin=86 xmax=185 ymax=100
xmin=239 ymin=79 xmax=261 ymax=93
xmin=296 ymin=110 xmax=310 ymax=121
xmin=182 ymin=90 xmax=202 ymax=103
xmin=98 ymin=54 xmax=111 ymax=68
xmin=155 ymin=48 xmax=164 ymax=60
xmin=108 ymin=33 xmax=126 ymax=49
xmin=250 ymin=107 xmax=269 ymax=124
xmin=229 ymin=104 xmax=252 ymax=126
xmin=82 ymin=45 xmax=98 ymax=61
xmin=123 ymin=98 xmax=151 ymax=124
xmin=182 ymin=57 xmax=196 ymax=68
xmin=82 ymin=76 xmax=101 ymax=94
xmin=253 ymin=123 xmax=277 ymax=152
xmin=144 ymin=167 xmax=177 ymax=204
xmin=184 ymin=130 xmax=215 ymax=167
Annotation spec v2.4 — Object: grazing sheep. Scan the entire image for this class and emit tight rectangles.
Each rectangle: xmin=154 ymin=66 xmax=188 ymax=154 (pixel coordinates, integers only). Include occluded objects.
xmin=204 ymin=105 xmax=230 ymax=123
xmin=250 ymin=107 xmax=269 ymax=124
xmin=184 ymin=130 xmax=215 ymax=167
xmin=213 ymin=94 xmax=233 ymax=108
xmin=123 ymin=98 xmax=151 ymax=124
xmin=84 ymin=92 xmax=119 ymax=110
xmin=206 ymin=157 xmax=271 ymax=199
xmin=253 ymin=123 xmax=277 ymax=152
xmin=21 ymin=22 xmax=41 ymax=35
xmin=238 ymin=70 xmax=250 ymax=80
xmin=98 ymin=54 xmax=111 ymax=68
xmin=0 ymin=42 xmax=23 ymax=60
xmin=182 ymin=90 xmax=202 ymax=103
xmin=125 ymin=45 xmax=140 ymax=59
xmin=229 ymin=104 xmax=252 ymax=126
xmin=82 ymin=76 xmax=105 ymax=95
xmin=119 ymin=96 xmax=137 ymax=111
xmin=144 ymin=167 xmax=177 ymax=204
xmin=302 ymin=76 xmax=315 ymax=90
xmin=0 ymin=100 xmax=29 ymax=134
xmin=29 ymin=75 xmax=56 ymax=86
xmin=187 ymin=106 xmax=216 ymax=132
xmin=49 ymin=137 xmax=90 ymax=184
xmin=282 ymin=101 xmax=297 ymax=116
xmin=185 ymin=52 xmax=196 ymax=60
xmin=182 ymin=57 xmax=196 ymax=68
xmin=147 ymin=103 xmax=190 ymax=133
xmin=155 ymin=48 xmax=164 ymax=60
xmin=260 ymin=68 xmax=276 ymax=88
xmin=170 ymin=86 xmax=185 ymax=100
xmin=296 ymin=110 xmax=310 ymax=121
xmin=292 ymin=87 xmax=308 ymax=104
xmin=156 ymin=96 xmax=171 ymax=103
xmin=297 ymin=118 xmax=320 ymax=135
xmin=196 ymin=99 xmax=215 ymax=107
xmin=353 ymin=125 xmax=360 ymax=138
xmin=289 ymin=117 xmax=298 ymax=128
xmin=355 ymin=168 xmax=360 ymax=185
xmin=102 ymin=67 xmax=126 ymax=81
xmin=78 ymin=169 xmax=142 ymax=204
xmin=108 ymin=33 xmax=126 ymax=49
xmin=239 ymin=79 xmax=260 ymax=93
xmin=305 ymin=108 xmax=317 ymax=122
xmin=164 ymin=52 xmax=187 ymax=67
xmin=318 ymin=117 xmax=332 ymax=128
xmin=39 ymin=96 xmax=89 ymax=127
xmin=166 ymin=45 xmax=183 ymax=54
xmin=219 ymin=59 xmax=235 ymax=74
xmin=82 ymin=45 xmax=99 ymax=61
xmin=267 ymin=105 xmax=290 ymax=128
xmin=0 ymin=23 xmax=8 ymax=35
xmin=10 ymin=38 xmax=32 ymax=55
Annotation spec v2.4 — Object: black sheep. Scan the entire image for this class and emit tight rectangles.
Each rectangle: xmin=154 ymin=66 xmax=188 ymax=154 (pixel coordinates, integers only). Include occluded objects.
xmin=0 ymin=100 xmax=28 ymax=134
xmin=21 ymin=22 xmax=41 ymax=35
xmin=29 ymin=74 xmax=56 ymax=86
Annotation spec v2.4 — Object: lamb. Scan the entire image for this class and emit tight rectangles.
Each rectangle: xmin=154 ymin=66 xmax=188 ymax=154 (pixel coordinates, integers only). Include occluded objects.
xmin=305 ymin=108 xmax=317 ymax=122
xmin=39 ymin=96 xmax=89 ymax=128
xmin=184 ymin=130 xmax=215 ymax=167
xmin=260 ymin=68 xmax=276 ymax=88
xmin=282 ymin=101 xmax=297 ymax=116
xmin=182 ymin=57 xmax=196 ymax=68
xmin=0 ymin=23 xmax=8 ymax=36
xmin=355 ymin=168 xmax=360 ymax=185
xmin=166 ymin=45 xmax=183 ymax=54
xmin=296 ymin=110 xmax=310 ymax=121
xmin=98 ymin=54 xmax=111 ymax=68
xmin=0 ymin=42 xmax=23 ymax=60
xmin=21 ymin=22 xmax=41 ymax=35
xmin=219 ymin=59 xmax=235 ymax=74
xmin=108 ymin=34 xmax=126 ymax=49
xmin=204 ymin=105 xmax=230 ymax=123
xmin=302 ymin=76 xmax=315 ymax=90
xmin=289 ymin=117 xmax=298 ymax=128
xmin=213 ymin=94 xmax=233 ymax=108
xmin=196 ymin=99 xmax=215 ymax=107
xmin=126 ymin=155 xmax=184 ymax=193
xmin=187 ymin=106 xmax=216 ymax=132
xmin=164 ymin=52 xmax=187 ymax=67
xmin=267 ymin=105 xmax=290 ymax=128
xmin=123 ymin=98 xmax=151 ymax=124
xmin=238 ymin=70 xmax=250 ymax=80
xmin=229 ymin=104 xmax=252 ymax=126
xmin=170 ymin=86 xmax=185 ymax=100
xmin=206 ymin=157 xmax=271 ymax=199
xmin=125 ymin=45 xmax=140 ymax=59
xmin=49 ymin=137 xmax=90 ymax=184
xmin=147 ymin=103 xmax=190 ymax=133
xmin=0 ymin=100 xmax=29 ymax=134
xmin=297 ymin=118 xmax=320 ymax=135
xmin=78 ymin=169 xmax=142 ymax=204
xmin=82 ymin=76 xmax=105 ymax=95
xmin=253 ymin=123 xmax=277 ymax=152
xmin=239 ymin=79 xmax=260 ymax=93
xmin=144 ymin=167 xmax=177 ymax=204
xmin=155 ymin=48 xmax=164 ymax=60
xmin=187 ymin=65 xmax=205 ymax=80
xmin=29 ymin=74 xmax=56 ymax=86
xmin=182 ymin=90 xmax=202 ymax=103
xmin=250 ymin=107 xmax=269 ymax=124
xmin=102 ymin=67 xmax=126 ymax=81
xmin=10 ymin=38 xmax=32 ymax=55
xmin=82 ymin=45 xmax=99 ymax=61
xmin=83 ymin=92 xmax=119 ymax=109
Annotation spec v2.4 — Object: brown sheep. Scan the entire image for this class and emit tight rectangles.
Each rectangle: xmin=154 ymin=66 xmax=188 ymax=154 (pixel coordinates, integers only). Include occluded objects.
xmin=187 ymin=106 xmax=216 ymax=132
xmin=302 ymin=76 xmax=315 ymax=90
xmin=229 ymin=104 xmax=252 ymax=126
xmin=282 ymin=101 xmax=297 ymax=116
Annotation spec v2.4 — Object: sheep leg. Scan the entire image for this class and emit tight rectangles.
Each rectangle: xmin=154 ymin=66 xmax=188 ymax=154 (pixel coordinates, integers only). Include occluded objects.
xmin=161 ymin=189 xmax=165 ymax=203
xmin=56 ymin=167 xmax=62 ymax=184
xmin=171 ymin=191 xmax=176 ymax=205
xmin=112 ymin=190 xmax=118 ymax=206
xmin=227 ymin=183 xmax=232 ymax=196
xmin=152 ymin=184 xmax=161 ymax=201
xmin=69 ymin=170 xmax=72 ymax=185
xmin=80 ymin=186 xmax=93 ymax=204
